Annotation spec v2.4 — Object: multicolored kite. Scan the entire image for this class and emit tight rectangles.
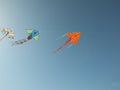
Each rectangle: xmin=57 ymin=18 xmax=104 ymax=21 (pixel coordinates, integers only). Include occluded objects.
xmin=54 ymin=32 xmax=81 ymax=53
xmin=0 ymin=27 xmax=14 ymax=41
xmin=12 ymin=29 xmax=39 ymax=46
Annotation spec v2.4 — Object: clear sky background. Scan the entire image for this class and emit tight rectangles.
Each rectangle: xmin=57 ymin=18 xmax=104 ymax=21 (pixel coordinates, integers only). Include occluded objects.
xmin=0 ymin=0 xmax=120 ymax=90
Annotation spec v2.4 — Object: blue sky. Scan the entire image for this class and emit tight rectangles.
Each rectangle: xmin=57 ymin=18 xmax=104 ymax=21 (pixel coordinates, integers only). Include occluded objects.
xmin=0 ymin=0 xmax=120 ymax=90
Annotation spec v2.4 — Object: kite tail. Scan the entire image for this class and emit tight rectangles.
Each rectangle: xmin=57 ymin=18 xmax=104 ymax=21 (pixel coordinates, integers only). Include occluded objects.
xmin=12 ymin=37 xmax=30 ymax=46
xmin=53 ymin=38 xmax=71 ymax=53
xmin=0 ymin=32 xmax=9 ymax=41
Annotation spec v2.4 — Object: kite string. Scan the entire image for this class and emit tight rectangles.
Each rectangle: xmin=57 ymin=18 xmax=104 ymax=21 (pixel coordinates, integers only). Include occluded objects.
xmin=0 ymin=32 xmax=9 ymax=41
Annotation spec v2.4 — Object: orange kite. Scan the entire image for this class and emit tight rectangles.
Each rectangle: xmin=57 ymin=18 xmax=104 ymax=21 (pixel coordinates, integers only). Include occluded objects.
xmin=54 ymin=32 xmax=81 ymax=53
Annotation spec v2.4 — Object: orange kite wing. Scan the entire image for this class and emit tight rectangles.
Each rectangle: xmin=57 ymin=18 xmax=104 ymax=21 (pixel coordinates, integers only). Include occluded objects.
xmin=71 ymin=38 xmax=79 ymax=44
xmin=66 ymin=32 xmax=81 ymax=44
xmin=66 ymin=32 xmax=73 ymax=37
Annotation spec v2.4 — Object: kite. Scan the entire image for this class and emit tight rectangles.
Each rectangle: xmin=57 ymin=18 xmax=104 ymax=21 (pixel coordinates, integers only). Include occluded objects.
xmin=12 ymin=29 xmax=39 ymax=46
xmin=0 ymin=27 xmax=14 ymax=41
xmin=53 ymin=32 xmax=81 ymax=53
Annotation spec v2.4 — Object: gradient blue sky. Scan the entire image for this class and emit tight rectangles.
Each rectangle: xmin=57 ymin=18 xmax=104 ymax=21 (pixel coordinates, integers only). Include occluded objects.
xmin=0 ymin=0 xmax=120 ymax=90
